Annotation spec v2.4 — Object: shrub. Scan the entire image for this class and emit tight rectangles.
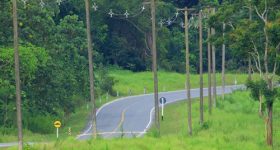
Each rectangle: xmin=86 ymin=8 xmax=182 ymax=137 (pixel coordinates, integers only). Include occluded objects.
xmin=25 ymin=115 xmax=55 ymax=134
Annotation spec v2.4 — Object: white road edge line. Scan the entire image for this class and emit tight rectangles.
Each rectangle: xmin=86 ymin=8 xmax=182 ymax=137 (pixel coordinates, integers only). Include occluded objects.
xmin=137 ymin=85 xmax=245 ymax=137
xmin=76 ymin=95 xmax=148 ymax=139
xmin=77 ymin=85 xmax=245 ymax=139
xmin=137 ymin=107 xmax=155 ymax=137
xmin=76 ymin=91 xmax=183 ymax=139
xmin=79 ymin=131 xmax=146 ymax=136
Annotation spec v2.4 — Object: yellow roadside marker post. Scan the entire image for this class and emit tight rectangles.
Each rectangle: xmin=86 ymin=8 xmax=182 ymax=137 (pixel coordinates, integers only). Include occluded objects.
xmin=54 ymin=121 xmax=61 ymax=139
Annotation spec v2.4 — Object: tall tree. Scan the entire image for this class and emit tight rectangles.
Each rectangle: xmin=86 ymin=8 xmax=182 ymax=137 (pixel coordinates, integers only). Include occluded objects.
xmin=253 ymin=0 xmax=279 ymax=145
xmin=212 ymin=0 xmax=280 ymax=146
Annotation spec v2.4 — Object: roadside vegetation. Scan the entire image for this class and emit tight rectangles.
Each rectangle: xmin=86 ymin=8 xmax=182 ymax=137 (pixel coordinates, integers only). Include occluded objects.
xmin=0 ymin=69 xmax=258 ymax=143
xmin=148 ymin=91 xmax=280 ymax=149
xmin=6 ymin=91 xmax=279 ymax=150
xmin=1 ymin=0 xmax=280 ymax=149
xmin=110 ymin=69 xmax=260 ymax=96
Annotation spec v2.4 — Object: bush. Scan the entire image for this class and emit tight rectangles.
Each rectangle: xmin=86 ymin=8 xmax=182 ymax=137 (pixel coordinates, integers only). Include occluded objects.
xmin=25 ymin=115 xmax=55 ymax=134
xmin=96 ymin=66 xmax=116 ymax=96
xmin=0 ymin=127 xmax=17 ymax=135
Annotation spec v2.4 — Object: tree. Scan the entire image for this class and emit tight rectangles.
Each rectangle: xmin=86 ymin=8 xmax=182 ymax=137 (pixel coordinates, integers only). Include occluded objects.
xmin=212 ymin=0 xmax=280 ymax=146
xmin=246 ymin=79 xmax=279 ymax=146
xmin=253 ymin=0 xmax=280 ymax=145
xmin=0 ymin=0 xmax=116 ymax=137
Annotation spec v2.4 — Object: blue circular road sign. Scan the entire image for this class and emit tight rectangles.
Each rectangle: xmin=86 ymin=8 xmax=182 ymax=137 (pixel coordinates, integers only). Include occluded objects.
xmin=159 ymin=97 xmax=167 ymax=104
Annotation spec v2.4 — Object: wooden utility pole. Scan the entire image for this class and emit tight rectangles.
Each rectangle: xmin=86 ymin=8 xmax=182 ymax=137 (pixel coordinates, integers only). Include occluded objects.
xmin=12 ymin=0 xmax=23 ymax=149
xmin=185 ymin=8 xmax=192 ymax=135
xmin=207 ymin=9 xmax=212 ymax=115
xmin=177 ymin=7 xmax=193 ymax=135
xmin=248 ymin=2 xmax=252 ymax=80
xmin=151 ymin=0 xmax=160 ymax=134
xmin=248 ymin=55 xmax=252 ymax=80
xmin=222 ymin=23 xmax=226 ymax=100
xmin=85 ymin=0 xmax=97 ymax=139
xmin=199 ymin=10 xmax=204 ymax=124
xmin=211 ymin=8 xmax=217 ymax=107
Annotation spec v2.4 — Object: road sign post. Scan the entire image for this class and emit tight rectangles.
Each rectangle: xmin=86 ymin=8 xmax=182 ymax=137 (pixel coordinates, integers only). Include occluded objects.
xmin=56 ymin=128 xmax=59 ymax=139
xmin=68 ymin=127 xmax=72 ymax=136
xmin=161 ymin=102 xmax=164 ymax=121
xmin=234 ymin=76 xmax=237 ymax=90
xmin=54 ymin=121 xmax=61 ymax=139
xmin=144 ymin=87 xmax=147 ymax=94
xmin=159 ymin=97 xmax=167 ymax=121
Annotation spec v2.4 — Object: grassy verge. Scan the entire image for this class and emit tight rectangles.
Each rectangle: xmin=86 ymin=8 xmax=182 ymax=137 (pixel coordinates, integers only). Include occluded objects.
xmin=0 ymin=95 xmax=119 ymax=143
xmin=7 ymin=91 xmax=279 ymax=150
xmin=147 ymin=91 xmax=279 ymax=149
xmin=110 ymin=69 xmax=260 ymax=96
xmin=0 ymin=103 xmax=92 ymax=143
xmin=1 ymin=69 xmax=274 ymax=144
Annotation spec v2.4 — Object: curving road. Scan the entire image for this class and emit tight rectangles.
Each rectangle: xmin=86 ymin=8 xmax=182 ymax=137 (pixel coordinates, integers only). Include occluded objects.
xmin=77 ymin=85 xmax=244 ymax=140
xmin=0 ymin=85 xmax=243 ymax=147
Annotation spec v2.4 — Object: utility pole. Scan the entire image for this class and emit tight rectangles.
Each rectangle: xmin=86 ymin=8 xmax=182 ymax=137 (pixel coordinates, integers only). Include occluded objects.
xmin=12 ymin=0 xmax=23 ymax=149
xmin=222 ymin=22 xmax=226 ymax=100
xmin=248 ymin=1 xmax=252 ymax=80
xmin=248 ymin=53 xmax=252 ymax=80
xmin=177 ymin=7 xmax=193 ymax=136
xmin=85 ymin=0 xmax=97 ymax=139
xmin=211 ymin=8 xmax=217 ymax=107
xmin=151 ymin=0 xmax=160 ymax=134
xmin=185 ymin=7 xmax=192 ymax=135
xmin=199 ymin=10 xmax=204 ymax=124
xmin=207 ymin=8 xmax=212 ymax=115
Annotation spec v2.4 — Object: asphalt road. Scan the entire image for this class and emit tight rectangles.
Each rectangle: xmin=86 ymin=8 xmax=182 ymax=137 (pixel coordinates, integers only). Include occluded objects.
xmin=0 ymin=85 xmax=243 ymax=148
xmin=77 ymin=85 xmax=243 ymax=140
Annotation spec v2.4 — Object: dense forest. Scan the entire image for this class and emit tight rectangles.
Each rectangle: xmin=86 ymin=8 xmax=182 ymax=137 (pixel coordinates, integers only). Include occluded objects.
xmin=0 ymin=0 xmax=279 ymax=135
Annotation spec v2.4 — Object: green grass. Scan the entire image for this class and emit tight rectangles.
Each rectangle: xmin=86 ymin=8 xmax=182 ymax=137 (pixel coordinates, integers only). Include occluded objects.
xmin=2 ymin=69 xmax=276 ymax=147
xmin=110 ymin=69 xmax=260 ymax=96
xmin=7 ymin=91 xmax=279 ymax=150
xmin=147 ymin=91 xmax=279 ymax=149
xmin=0 ymin=96 xmax=119 ymax=143
xmin=0 ymin=103 xmax=93 ymax=143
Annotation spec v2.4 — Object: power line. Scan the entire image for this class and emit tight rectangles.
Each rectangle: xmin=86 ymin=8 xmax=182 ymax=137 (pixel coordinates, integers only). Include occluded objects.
xmin=19 ymin=0 xmax=210 ymax=29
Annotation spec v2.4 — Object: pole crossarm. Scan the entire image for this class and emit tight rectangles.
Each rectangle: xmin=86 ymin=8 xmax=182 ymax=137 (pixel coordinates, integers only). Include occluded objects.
xmin=176 ymin=6 xmax=213 ymax=13
xmin=177 ymin=8 xmax=196 ymax=11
